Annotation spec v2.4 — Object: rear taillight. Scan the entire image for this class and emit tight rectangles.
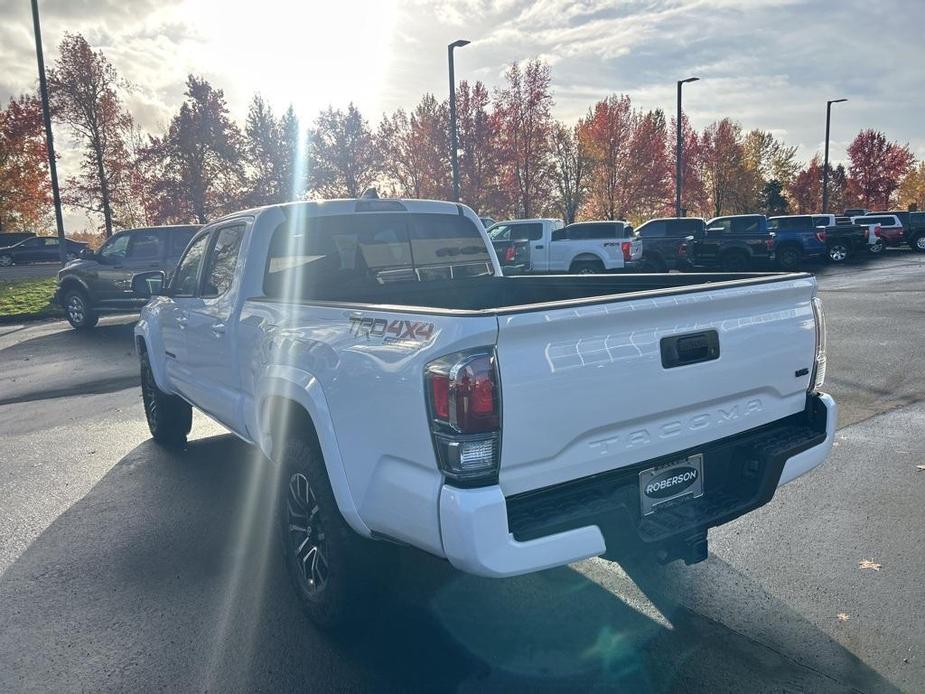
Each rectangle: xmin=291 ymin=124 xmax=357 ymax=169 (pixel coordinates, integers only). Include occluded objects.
xmin=678 ymin=242 xmax=688 ymax=257
xmin=503 ymin=245 xmax=516 ymax=264
xmin=874 ymin=224 xmax=882 ymax=238
xmin=425 ymin=349 xmax=501 ymax=485
xmin=815 ymin=230 xmax=827 ymax=243
xmin=766 ymin=237 xmax=775 ymax=250
xmin=810 ymin=297 xmax=827 ymax=391
xmin=621 ymin=241 xmax=632 ymax=261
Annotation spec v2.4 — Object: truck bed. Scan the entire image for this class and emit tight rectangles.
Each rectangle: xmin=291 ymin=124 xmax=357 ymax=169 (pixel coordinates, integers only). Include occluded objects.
xmin=262 ymin=271 xmax=805 ymax=314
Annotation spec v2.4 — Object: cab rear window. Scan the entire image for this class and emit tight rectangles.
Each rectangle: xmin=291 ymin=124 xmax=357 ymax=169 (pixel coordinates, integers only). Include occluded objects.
xmin=264 ymin=212 xmax=494 ymax=300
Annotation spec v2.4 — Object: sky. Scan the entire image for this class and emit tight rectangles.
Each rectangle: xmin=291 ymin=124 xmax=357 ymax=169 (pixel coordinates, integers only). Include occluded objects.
xmin=1 ymin=0 xmax=924 ymax=231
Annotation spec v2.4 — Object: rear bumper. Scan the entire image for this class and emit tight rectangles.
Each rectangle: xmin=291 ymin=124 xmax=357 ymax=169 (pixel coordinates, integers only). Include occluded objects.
xmin=439 ymin=393 xmax=836 ymax=578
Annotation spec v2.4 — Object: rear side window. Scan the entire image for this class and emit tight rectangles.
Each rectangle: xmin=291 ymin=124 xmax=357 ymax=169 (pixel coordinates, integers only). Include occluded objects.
xmin=811 ymin=216 xmax=831 ymax=227
xmin=731 ymin=217 xmax=762 ymax=234
xmin=708 ymin=219 xmax=732 ymax=233
xmin=566 ymin=223 xmax=622 ymax=240
xmin=769 ymin=217 xmax=809 ymax=231
xmin=264 ymin=213 xmax=494 ymax=300
xmin=639 ymin=221 xmax=665 ymax=238
xmin=670 ymin=219 xmax=703 ymax=236
xmin=488 ymin=223 xmax=541 ymax=241
xmin=857 ymin=216 xmax=895 ymax=226
xmin=127 ymin=230 xmax=163 ymax=259
xmin=169 ymin=228 xmax=197 ymax=257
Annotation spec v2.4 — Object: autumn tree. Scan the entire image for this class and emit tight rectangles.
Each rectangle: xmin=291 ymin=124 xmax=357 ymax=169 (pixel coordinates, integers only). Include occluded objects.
xmin=577 ymin=94 xmax=633 ymax=220
xmin=548 ymin=122 xmax=591 ymax=224
xmin=0 ymin=95 xmax=51 ymax=232
xmin=626 ymin=108 xmax=672 ymax=221
xmin=788 ymin=156 xmax=822 ymax=214
xmin=701 ymin=118 xmax=750 ymax=216
xmin=48 ymin=33 xmax=133 ymax=237
xmin=847 ymin=129 xmax=913 ymax=209
xmin=740 ymin=129 xmax=798 ymax=212
xmin=147 ymin=75 xmax=243 ymax=223
xmin=897 ymin=162 xmax=925 ymax=210
xmin=308 ymin=104 xmax=379 ymax=198
xmin=242 ymin=94 xmax=280 ymax=207
xmin=455 ymin=80 xmax=501 ymax=215
xmin=760 ymin=179 xmax=789 ymax=215
xmin=494 ymin=60 xmax=553 ymax=218
xmin=672 ymin=112 xmax=707 ymax=217
xmin=378 ymin=93 xmax=452 ymax=199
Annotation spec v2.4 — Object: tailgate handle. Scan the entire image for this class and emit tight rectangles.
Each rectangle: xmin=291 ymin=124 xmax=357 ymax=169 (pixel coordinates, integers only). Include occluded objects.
xmin=661 ymin=330 xmax=719 ymax=368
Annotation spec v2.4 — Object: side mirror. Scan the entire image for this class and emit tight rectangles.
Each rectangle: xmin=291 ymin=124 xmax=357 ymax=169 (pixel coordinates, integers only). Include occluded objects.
xmin=79 ymin=248 xmax=95 ymax=260
xmin=132 ymin=271 xmax=168 ymax=298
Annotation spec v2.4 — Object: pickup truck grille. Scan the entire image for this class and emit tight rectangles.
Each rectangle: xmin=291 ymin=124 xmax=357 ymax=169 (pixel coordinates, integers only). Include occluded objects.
xmin=505 ymin=396 xmax=827 ymax=553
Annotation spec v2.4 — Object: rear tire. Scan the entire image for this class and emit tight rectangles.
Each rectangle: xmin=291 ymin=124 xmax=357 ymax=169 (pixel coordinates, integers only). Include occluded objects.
xmin=141 ymin=350 xmax=192 ymax=448
xmin=827 ymin=242 xmax=850 ymax=264
xmin=721 ymin=251 xmax=750 ymax=272
xmin=0 ymin=254 xmax=12 ymax=267
xmin=63 ymin=289 xmax=99 ymax=329
xmin=867 ymin=239 xmax=884 ymax=256
xmin=910 ymin=234 xmax=925 ymax=253
xmin=776 ymin=246 xmax=802 ymax=271
xmin=278 ymin=435 xmax=392 ymax=630
xmin=570 ymin=260 xmax=605 ymax=274
xmin=641 ymin=257 xmax=669 ymax=273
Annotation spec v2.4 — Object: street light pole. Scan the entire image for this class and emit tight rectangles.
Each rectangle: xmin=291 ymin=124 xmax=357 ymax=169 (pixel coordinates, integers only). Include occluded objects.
xmin=448 ymin=39 xmax=470 ymax=203
xmin=676 ymin=77 xmax=699 ymax=218
xmin=30 ymin=0 xmax=67 ymax=264
xmin=822 ymin=98 xmax=847 ymax=214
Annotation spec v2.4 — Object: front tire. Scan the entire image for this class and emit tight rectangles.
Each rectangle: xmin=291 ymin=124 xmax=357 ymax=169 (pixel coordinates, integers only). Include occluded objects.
xmin=910 ymin=234 xmax=925 ymax=253
xmin=867 ymin=239 xmax=884 ymax=256
xmin=278 ymin=436 xmax=392 ymax=629
xmin=141 ymin=350 xmax=192 ymax=447
xmin=63 ymin=289 xmax=99 ymax=329
xmin=0 ymin=254 xmax=12 ymax=267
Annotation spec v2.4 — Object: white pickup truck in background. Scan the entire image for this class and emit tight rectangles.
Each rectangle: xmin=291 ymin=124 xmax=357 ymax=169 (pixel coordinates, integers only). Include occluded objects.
xmin=488 ymin=218 xmax=642 ymax=273
xmin=134 ymin=197 xmax=836 ymax=628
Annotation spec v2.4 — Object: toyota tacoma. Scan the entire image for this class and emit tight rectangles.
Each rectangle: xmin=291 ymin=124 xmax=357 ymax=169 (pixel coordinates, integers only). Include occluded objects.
xmin=134 ymin=197 xmax=836 ymax=627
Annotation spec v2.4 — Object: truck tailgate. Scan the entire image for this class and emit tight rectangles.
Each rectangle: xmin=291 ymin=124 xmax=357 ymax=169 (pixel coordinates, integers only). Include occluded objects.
xmin=495 ymin=276 xmax=818 ymax=495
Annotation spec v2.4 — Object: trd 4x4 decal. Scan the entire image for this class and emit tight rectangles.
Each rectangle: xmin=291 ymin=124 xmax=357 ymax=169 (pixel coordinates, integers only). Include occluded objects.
xmin=348 ymin=316 xmax=436 ymax=344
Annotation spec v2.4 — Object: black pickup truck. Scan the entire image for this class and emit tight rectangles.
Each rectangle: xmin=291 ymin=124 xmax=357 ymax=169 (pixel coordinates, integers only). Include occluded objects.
xmin=634 ymin=217 xmax=702 ymax=271
xmin=688 ymin=214 xmax=775 ymax=271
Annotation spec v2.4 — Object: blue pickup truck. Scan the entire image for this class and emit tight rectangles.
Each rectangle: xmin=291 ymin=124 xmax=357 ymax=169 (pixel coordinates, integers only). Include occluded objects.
xmin=768 ymin=214 xmax=869 ymax=270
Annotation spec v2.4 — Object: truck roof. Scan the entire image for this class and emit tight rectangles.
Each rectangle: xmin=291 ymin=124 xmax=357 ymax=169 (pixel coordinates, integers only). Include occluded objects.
xmin=214 ymin=198 xmax=469 ymax=223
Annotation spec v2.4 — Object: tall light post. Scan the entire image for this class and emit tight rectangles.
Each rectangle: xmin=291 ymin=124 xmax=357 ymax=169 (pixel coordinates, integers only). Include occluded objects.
xmin=448 ymin=39 xmax=470 ymax=202
xmin=675 ymin=77 xmax=699 ymax=218
xmin=822 ymin=98 xmax=847 ymax=214
xmin=31 ymin=0 xmax=67 ymax=264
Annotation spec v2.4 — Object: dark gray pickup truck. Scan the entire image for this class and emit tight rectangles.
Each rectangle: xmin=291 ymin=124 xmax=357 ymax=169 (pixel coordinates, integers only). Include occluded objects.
xmin=56 ymin=225 xmax=200 ymax=329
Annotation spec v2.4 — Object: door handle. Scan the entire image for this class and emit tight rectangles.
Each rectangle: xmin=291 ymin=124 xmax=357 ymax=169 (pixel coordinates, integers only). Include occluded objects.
xmin=534 ymin=244 xmax=544 ymax=249
xmin=210 ymin=322 xmax=226 ymax=336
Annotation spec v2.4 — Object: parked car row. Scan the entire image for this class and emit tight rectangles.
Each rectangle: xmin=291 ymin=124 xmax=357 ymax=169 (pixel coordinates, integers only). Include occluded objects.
xmin=0 ymin=235 xmax=87 ymax=266
xmin=487 ymin=208 xmax=924 ymax=275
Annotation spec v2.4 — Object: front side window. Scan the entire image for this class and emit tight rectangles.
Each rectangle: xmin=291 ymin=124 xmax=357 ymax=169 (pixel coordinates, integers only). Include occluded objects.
xmin=100 ymin=233 xmax=130 ymax=260
xmin=42 ymin=238 xmax=59 ymax=247
xmin=172 ymin=233 xmax=210 ymax=297
xmin=202 ymin=226 xmax=245 ymax=298
xmin=264 ymin=213 xmax=493 ymax=300
xmin=708 ymin=219 xmax=732 ymax=233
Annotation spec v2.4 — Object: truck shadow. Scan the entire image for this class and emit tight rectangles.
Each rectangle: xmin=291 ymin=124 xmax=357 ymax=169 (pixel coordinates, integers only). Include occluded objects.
xmin=0 ymin=433 xmax=898 ymax=693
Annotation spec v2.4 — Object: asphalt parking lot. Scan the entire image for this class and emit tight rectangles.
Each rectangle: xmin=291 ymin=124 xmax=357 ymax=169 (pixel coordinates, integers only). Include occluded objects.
xmin=0 ymin=250 xmax=923 ymax=692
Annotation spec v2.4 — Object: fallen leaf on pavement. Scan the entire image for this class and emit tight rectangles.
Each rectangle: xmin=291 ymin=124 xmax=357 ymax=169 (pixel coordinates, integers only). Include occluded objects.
xmin=859 ymin=559 xmax=881 ymax=571
xmin=836 ymin=613 xmax=850 ymax=622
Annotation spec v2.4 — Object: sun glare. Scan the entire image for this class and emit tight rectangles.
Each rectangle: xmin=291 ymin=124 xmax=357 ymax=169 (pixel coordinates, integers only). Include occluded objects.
xmin=174 ymin=0 xmax=397 ymax=118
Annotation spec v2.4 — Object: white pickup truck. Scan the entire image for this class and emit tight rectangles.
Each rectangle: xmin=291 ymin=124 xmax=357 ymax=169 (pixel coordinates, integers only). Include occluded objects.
xmin=135 ymin=197 xmax=836 ymax=627
xmin=487 ymin=218 xmax=642 ymax=273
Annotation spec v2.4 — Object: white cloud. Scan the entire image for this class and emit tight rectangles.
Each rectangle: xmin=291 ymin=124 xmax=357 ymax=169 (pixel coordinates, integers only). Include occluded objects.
xmin=2 ymin=0 xmax=923 ymax=231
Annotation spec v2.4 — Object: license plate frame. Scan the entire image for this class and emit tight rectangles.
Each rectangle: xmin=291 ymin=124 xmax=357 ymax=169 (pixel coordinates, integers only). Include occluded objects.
xmin=639 ymin=453 xmax=704 ymax=516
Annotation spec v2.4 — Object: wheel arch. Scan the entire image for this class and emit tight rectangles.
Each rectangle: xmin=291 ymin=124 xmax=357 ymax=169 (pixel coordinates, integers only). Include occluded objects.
xmin=256 ymin=369 xmax=370 ymax=538
xmin=57 ymin=275 xmax=93 ymax=305
xmin=568 ymin=252 xmax=606 ymax=268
